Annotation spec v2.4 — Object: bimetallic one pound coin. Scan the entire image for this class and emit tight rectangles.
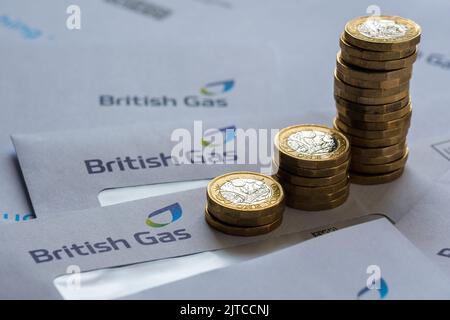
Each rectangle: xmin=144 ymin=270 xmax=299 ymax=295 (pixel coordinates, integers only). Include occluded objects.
xmin=207 ymin=204 xmax=282 ymax=227
xmin=334 ymin=85 xmax=409 ymax=105
xmin=206 ymin=172 xmax=285 ymax=226
xmin=339 ymin=34 xmax=416 ymax=61
xmin=285 ymin=182 xmax=349 ymax=202
xmin=350 ymin=148 xmax=409 ymax=174
xmin=334 ymin=117 xmax=410 ymax=139
xmin=350 ymin=167 xmax=405 ymax=185
xmin=336 ymin=54 xmax=412 ymax=81
xmin=336 ymin=101 xmax=412 ymax=122
xmin=274 ymin=124 xmax=350 ymax=169
xmin=285 ymin=188 xmax=349 ymax=211
xmin=272 ymin=158 xmax=350 ymax=178
xmin=341 ymin=131 xmax=407 ymax=148
xmin=344 ymin=15 xmax=421 ymax=51
xmin=351 ymin=140 xmax=407 ymax=157
xmin=334 ymin=94 xmax=410 ymax=114
xmin=351 ymin=147 xmax=407 ymax=165
xmin=334 ymin=72 xmax=410 ymax=98
xmin=275 ymin=167 xmax=348 ymax=187
xmin=204 ymin=208 xmax=282 ymax=237
xmin=337 ymin=106 xmax=412 ymax=130
xmin=335 ymin=68 xmax=410 ymax=89
xmin=340 ymin=49 xmax=417 ymax=71
xmin=280 ymin=177 xmax=349 ymax=196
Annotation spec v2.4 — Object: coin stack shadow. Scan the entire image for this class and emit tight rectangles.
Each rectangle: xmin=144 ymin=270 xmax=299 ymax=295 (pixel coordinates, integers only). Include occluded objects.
xmin=333 ymin=16 xmax=421 ymax=184
xmin=205 ymin=172 xmax=285 ymax=236
xmin=273 ymin=125 xmax=351 ymax=211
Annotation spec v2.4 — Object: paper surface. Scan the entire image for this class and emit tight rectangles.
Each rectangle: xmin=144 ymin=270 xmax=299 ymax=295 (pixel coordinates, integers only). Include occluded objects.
xmin=124 ymin=218 xmax=450 ymax=300
xmin=396 ymin=169 xmax=450 ymax=278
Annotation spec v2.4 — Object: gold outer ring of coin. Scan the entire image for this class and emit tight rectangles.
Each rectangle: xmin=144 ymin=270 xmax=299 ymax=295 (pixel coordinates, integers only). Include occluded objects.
xmin=274 ymin=124 xmax=350 ymax=169
xmin=337 ymin=107 xmax=412 ymax=130
xmin=351 ymin=140 xmax=406 ymax=157
xmin=274 ymin=168 xmax=349 ymax=187
xmin=280 ymin=177 xmax=349 ymax=195
xmin=339 ymin=34 xmax=417 ymax=61
xmin=350 ymin=167 xmax=405 ymax=185
xmin=273 ymin=158 xmax=350 ymax=178
xmin=339 ymin=130 xmax=407 ymax=148
xmin=285 ymin=182 xmax=349 ymax=202
xmin=335 ymin=68 xmax=411 ymax=90
xmin=351 ymin=147 xmax=407 ymax=165
xmin=204 ymin=208 xmax=282 ymax=237
xmin=207 ymin=204 xmax=283 ymax=227
xmin=334 ymin=72 xmax=410 ymax=97
xmin=338 ymin=112 xmax=411 ymax=131
xmin=206 ymin=171 xmax=285 ymax=220
xmin=340 ymin=50 xmax=417 ymax=71
xmin=343 ymin=16 xmax=421 ymax=52
xmin=286 ymin=189 xmax=349 ymax=211
xmin=333 ymin=120 xmax=408 ymax=148
xmin=334 ymin=117 xmax=410 ymax=139
xmin=350 ymin=148 xmax=409 ymax=174
xmin=334 ymin=86 xmax=409 ymax=105
xmin=335 ymin=101 xmax=412 ymax=122
xmin=336 ymin=53 xmax=412 ymax=81
xmin=334 ymin=95 xmax=410 ymax=114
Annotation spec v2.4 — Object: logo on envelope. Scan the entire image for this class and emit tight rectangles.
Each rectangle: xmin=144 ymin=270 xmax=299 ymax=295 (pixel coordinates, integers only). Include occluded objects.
xmin=99 ymin=79 xmax=234 ymax=108
xmin=201 ymin=125 xmax=237 ymax=147
xmin=146 ymin=202 xmax=182 ymax=228
xmin=200 ymin=80 xmax=235 ymax=96
xmin=357 ymin=277 xmax=389 ymax=299
xmin=28 ymin=202 xmax=191 ymax=264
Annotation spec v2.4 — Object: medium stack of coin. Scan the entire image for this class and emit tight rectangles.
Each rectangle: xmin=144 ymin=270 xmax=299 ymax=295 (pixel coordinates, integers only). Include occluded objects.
xmin=273 ymin=125 xmax=350 ymax=211
xmin=205 ymin=171 xmax=285 ymax=236
xmin=333 ymin=15 xmax=421 ymax=185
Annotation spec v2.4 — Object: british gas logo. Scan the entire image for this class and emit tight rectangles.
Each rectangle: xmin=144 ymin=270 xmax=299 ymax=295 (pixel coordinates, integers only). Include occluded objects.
xmin=146 ymin=202 xmax=182 ymax=228
xmin=200 ymin=80 xmax=235 ymax=96
xmin=100 ymin=79 xmax=234 ymax=108
xmin=28 ymin=202 xmax=191 ymax=264
xmin=357 ymin=278 xmax=389 ymax=299
xmin=201 ymin=125 xmax=236 ymax=147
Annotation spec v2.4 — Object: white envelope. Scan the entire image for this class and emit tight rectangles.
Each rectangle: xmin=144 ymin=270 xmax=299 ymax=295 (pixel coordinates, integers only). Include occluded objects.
xmin=123 ymin=218 xmax=450 ymax=299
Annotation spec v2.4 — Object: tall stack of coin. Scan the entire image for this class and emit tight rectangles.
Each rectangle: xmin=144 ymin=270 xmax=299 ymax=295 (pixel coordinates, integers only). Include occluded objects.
xmin=333 ymin=15 xmax=421 ymax=184
xmin=205 ymin=172 xmax=285 ymax=236
xmin=273 ymin=125 xmax=350 ymax=211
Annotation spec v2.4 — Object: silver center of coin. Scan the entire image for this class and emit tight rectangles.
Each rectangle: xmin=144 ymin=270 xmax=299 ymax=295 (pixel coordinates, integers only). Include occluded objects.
xmin=357 ymin=19 xmax=408 ymax=39
xmin=287 ymin=130 xmax=337 ymax=155
xmin=219 ymin=178 xmax=272 ymax=205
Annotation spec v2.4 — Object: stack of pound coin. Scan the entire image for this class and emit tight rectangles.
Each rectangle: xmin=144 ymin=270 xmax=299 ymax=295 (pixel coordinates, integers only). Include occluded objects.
xmin=333 ymin=15 xmax=421 ymax=185
xmin=205 ymin=172 xmax=285 ymax=236
xmin=273 ymin=124 xmax=350 ymax=211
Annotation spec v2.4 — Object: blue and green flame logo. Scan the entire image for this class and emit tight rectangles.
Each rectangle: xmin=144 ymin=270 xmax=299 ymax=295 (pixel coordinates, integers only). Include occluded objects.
xmin=201 ymin=125 xmax=236 ymax=147
xmin=146 ymin=203 xmax=182 ymax=228
xmin=357 ymin=278 xmax=388 ymax=299
xmin=200 ymin=80 xmax=235 ymax=96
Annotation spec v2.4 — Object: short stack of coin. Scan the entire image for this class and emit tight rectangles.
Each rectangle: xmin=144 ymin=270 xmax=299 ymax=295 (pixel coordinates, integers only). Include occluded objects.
xmin=273 ymin=124 xmax=350 ymax=211
xmin=333 ymin=15 xmax=421 ymax=185
xmin=205 ymin=172 xmax=285 ymax=236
